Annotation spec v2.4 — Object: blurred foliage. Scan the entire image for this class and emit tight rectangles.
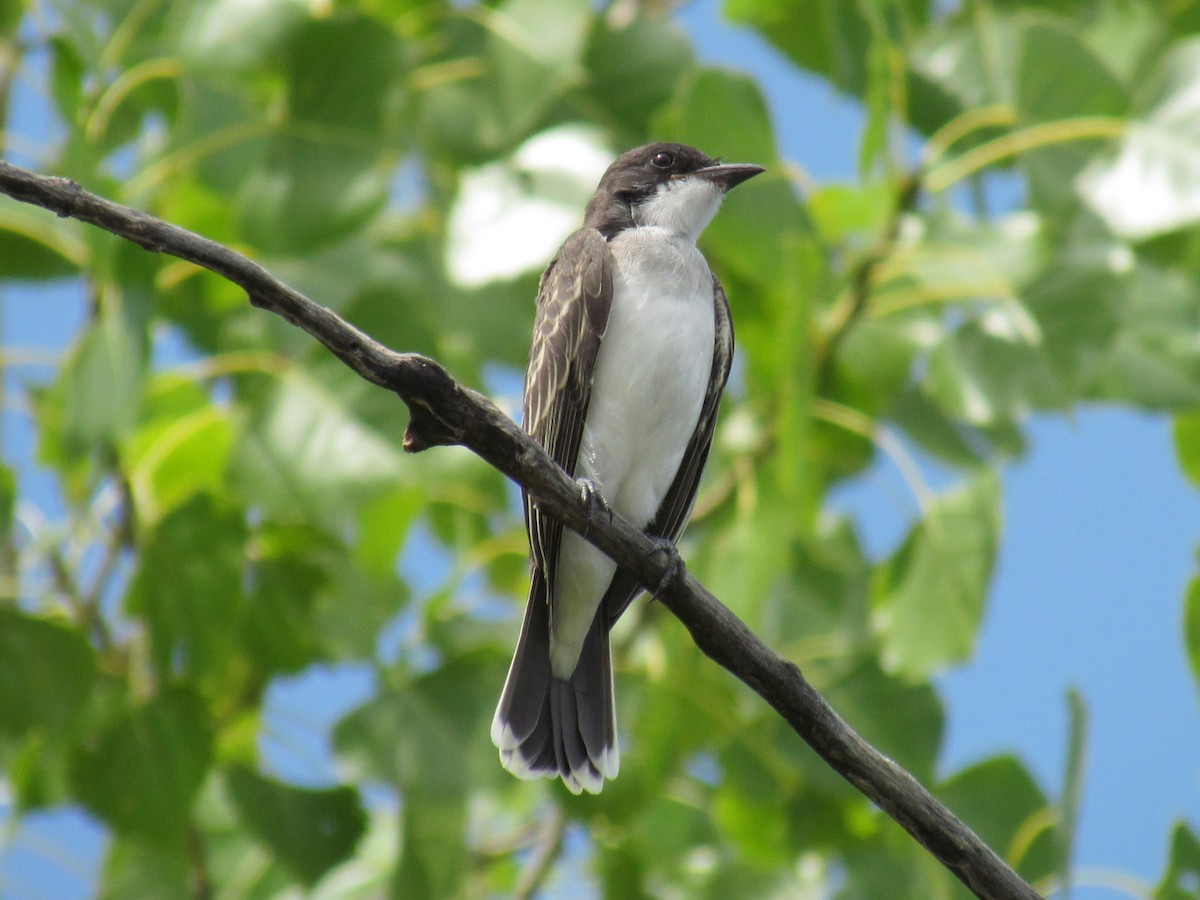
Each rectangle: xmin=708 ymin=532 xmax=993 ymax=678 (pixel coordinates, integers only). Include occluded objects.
xmin=1 ymin=0 xmax=1199 ymax=896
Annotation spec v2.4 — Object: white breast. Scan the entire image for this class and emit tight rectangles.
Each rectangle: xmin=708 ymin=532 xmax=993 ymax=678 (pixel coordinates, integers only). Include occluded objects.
xmin=578 ymin=227 xmax=715 ymax=526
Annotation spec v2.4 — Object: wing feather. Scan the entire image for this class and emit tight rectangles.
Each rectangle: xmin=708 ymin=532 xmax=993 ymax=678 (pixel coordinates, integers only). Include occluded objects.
xmin=522 ymin=229 xmax=614 ymax=588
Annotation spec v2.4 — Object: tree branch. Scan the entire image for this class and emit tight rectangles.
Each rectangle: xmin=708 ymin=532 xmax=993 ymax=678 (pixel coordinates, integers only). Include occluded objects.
xmin=0 ymin=160 xmax=1041 ymax=900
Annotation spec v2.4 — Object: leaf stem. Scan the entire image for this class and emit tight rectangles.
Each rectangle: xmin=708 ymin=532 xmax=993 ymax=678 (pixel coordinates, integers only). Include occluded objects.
xmin=817 ymin=170 xmax=921 ymax=384
xmin=925 ymin=117 xmax=1127 ymax=192
xmin=513 ymin=804 xmax=566 ymax=900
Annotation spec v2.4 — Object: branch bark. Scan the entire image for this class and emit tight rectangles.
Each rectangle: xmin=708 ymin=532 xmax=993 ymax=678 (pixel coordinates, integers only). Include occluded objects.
xmin=0 ymin=160 xmax=1042 ymax=900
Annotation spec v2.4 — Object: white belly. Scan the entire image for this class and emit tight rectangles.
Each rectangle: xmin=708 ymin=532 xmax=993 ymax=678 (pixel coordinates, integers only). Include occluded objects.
xmin=549 ymin=227 xmax=715 ymax=675
xmin=579 ymin=231 xmax=715 ymax=522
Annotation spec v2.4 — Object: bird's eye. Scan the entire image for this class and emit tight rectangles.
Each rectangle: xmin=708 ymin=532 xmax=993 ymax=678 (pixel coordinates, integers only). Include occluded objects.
xmin=651 ymin=151 xmax=674 ymax=169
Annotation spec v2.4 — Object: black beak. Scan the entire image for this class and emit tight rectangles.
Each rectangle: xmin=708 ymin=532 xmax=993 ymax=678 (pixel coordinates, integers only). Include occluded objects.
xmin=693 ymin=163 xmax=765 ymax=192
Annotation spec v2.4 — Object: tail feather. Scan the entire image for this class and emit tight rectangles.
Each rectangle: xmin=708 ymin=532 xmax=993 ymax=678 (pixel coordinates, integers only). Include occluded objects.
xmin=572 ymin=622 xmax=618 ymax=779
xmin=492 ymin=572 xmax=617 ymax=794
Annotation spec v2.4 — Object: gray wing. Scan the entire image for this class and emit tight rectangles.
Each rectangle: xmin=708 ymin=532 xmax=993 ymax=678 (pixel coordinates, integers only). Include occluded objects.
xmin=604 ymin=273 xmax=734 ymax=621
xmin=523 ymin=228 xmax=614 ymax=587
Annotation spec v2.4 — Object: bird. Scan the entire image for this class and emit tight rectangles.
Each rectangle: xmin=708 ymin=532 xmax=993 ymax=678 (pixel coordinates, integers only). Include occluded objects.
xmin=491 ymin=142 xmax=764 ymax=793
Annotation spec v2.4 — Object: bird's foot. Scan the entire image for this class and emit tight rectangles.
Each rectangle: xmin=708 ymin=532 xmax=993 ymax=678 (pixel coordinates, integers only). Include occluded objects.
xmin=576 ymin=478 xmax=613 ymax=540
xmin=645 ymin=536 xmax=685 ymax=599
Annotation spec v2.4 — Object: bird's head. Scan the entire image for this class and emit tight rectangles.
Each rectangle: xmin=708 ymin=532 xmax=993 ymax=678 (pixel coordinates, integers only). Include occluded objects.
xmin=584 ymin=142 xmax=764 ymax=242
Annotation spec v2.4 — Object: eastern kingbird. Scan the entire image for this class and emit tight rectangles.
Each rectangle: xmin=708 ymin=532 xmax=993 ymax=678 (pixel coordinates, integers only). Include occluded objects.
xmin=491 ymin=142 xmax=764 ymax=793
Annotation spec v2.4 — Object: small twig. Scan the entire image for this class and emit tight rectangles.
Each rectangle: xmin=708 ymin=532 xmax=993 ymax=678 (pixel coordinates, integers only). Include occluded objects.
xmin=47 ymin=541 xmax=113 ymax=652
xmin=81 ymin=512 xmax=127 ymax=615
xmin=185 ymin=822 xmax=213 ymax=900
xmin=82 ymin=466 xmax=136 ymax=612
xmin=513 ymin=804 xmax=566 ymax=900
xmin=0 ymin=159 xmax=1041 ymax=900
xmin=817 ymin=171 xmax=922 ymax=387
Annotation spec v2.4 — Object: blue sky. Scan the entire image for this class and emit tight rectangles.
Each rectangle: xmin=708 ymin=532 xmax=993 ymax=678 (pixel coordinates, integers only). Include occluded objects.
xmin=2 ymin=2 xmax=1198 ymax=898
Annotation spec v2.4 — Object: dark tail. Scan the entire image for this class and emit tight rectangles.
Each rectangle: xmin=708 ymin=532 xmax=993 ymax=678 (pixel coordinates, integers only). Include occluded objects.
xmin=491 ymin=570 xmax=618 ymax=794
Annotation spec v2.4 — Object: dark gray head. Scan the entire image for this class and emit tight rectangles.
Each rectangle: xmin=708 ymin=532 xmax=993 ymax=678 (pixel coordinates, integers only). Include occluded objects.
xmin=583 ymin=142 xmax=764 ymax=242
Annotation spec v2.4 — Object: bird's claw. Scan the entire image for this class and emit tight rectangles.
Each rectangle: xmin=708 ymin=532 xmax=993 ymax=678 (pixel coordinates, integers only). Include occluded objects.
xmin=646 ymin=536 xmax=684 ymax=599
xmin=577 ymin=477 xmax=613 ymax=540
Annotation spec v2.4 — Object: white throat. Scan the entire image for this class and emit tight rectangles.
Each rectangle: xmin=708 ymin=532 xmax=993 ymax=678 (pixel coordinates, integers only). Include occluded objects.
xmin=631 ymin=177 xmax=724 ymax=244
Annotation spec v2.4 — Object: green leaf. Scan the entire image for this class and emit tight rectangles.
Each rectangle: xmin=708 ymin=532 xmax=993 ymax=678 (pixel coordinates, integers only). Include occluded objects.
xmin=890 ymin=387 xmax=988 ymax=469
xmin=819 ymin=657 xmax=943 ymax=783
xmin=0 ymin=609 xmax=97 ymax=738
xmin=86 ymin=66 xmax=180 ymax=158
xmin=0 ymin=203 xmax=85 ymax=279
xmin=1096 ymin=260 xmax=1200 ymax=408
xmin=697 ymin=480 xmax=797 ymax=623
xmin=725 ymin=0 xmax=894 ymax=96
xmin=187 ymin=776 xmax=300 ymax=899
xmin=124 ymin=373 xmax=236 ymax=522
xmin=626 ymin=636 xmax=740 ymax=791
xmin=226 ymin=765 xmax=367 ymax=887
xmin=485 ymin=0 xmax=591 ymax=135
xmin=1177 ymin=414 xmax=1200 ymax=490
xmin=924 ymin=320 xmax=1033 ymax=428
xmin=241 ymin=519 xmax=361 ymax=673
xmin=130 ymin=405 xmax=234 ymax=518
xmin=1184 ymin=577 xmax=1200 ymax=696
xmin=1079 ymin=2 xmax=1163 ymax=87
xmin=809 ymin=181 xmax=892 ymax=244
xmin=235 ymin=14 xmax=403 ymax=251
xmin=127 ymin=493 xmax=248 ymax=681
xmin=243 ymin=559 xmax=323 ymax=675
xmin=7 ymin=731 xmax=74 ymax=810
xmin=229 ymin=369 xmax=405 ymax=520
xmin=761 ymin=516 xmax=872 ymax=651
xmin=654 ymin=67 xmax=777 ymax=166
xmin=907 ymin=13 xmax=1020 ymax=137
xmin=858 ymin=23 xmax=893 ymax=175
xmin=334 ymin=654 xmax=495 ymax=792
xmin=99 ymin=836 xmax=191 ymax=900
xmin=621 ymin=797 xmax=721 ymax=889
xmin=335 ymin=656 xmax=495 ymax=900
xmin=355 ymin=487 xmax=424 ymax=577
xmin=1080 ymin=37 xmax=1200 ymax=239
xmin=312 ymin=565 xmax=408 ymax=660
xmin=0 ymin=461 xmax=15 ymax=539
xmin=416 ymin=0 xmax=590 ymax=162
xmin=1023 ymin=251 xmax=1123 ymax=403
xmin=871 ymin=470 xmax=1001 ymax=679
xmin=1156 ymin=821 xmax=1200 ymax=900
xmin=49 ymin=35 xmax=86 ymax=125
xmin=179 ymin=0 xmax=309 ymax=74
xmin=392 ymin=796 xmax=468 ymax=900
xmin=712 ymin=743 xmax=791 ymax=867
xmin=1016 ymin=22 xmax=1129 ymax=124
xmin=163 ymin=81 xmax=268 ymax=200
xmin=838 ymin=816 xmax=960 ymax=900
xmin=937 ymin=756 xmax=1056 ymax=881
xmin=834 ymin=313 xmax=933 ymax=418
xmin=0 ymin=0 xmax=23 ymax=35
xmin=71 ymin=688 xmax=213 ymax=839
xmin=54 ymin=302 xmax=147 ymax=454
xmin=926 ymin=242 xmax=1122 ymax=421
xmin=585 ymin=16 xmax=695 ymax=132
xmin=1015 ymin=21 xmax=1130 ymax=214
